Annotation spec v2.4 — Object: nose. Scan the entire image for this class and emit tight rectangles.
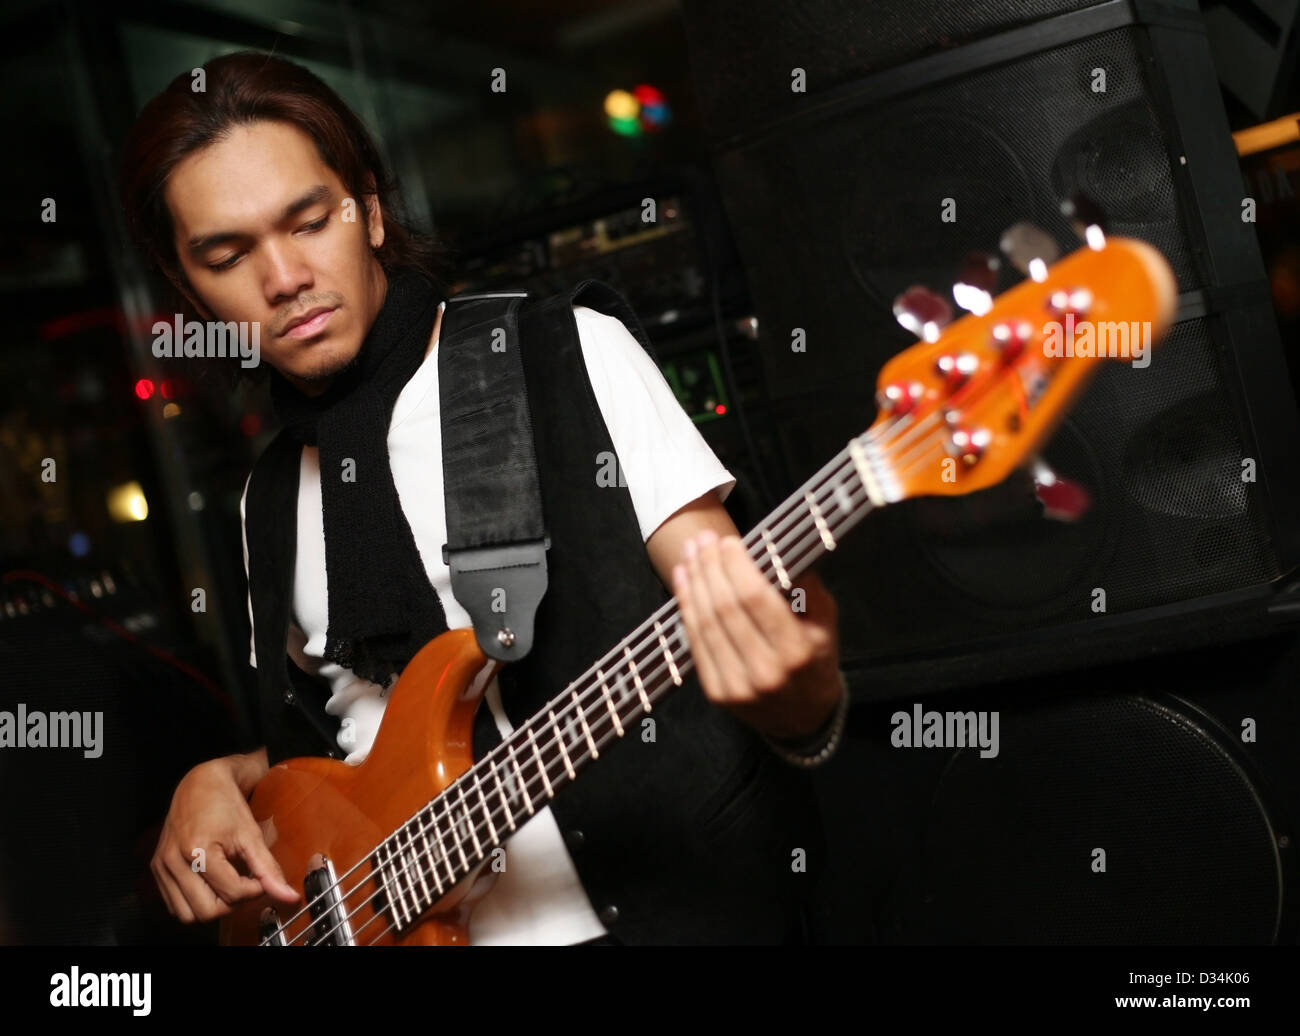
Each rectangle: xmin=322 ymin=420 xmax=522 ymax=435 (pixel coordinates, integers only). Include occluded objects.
xmin=261 ymin=241 xmax=314 ymax=313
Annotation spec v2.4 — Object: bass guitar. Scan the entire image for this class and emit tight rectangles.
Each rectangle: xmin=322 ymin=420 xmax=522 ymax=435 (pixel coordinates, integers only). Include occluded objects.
xmin=221 ymin=234 xmax=1177 ymax=946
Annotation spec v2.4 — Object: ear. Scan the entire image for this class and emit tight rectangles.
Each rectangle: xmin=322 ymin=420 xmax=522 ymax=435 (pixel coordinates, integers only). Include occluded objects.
xmin=362 ymin=176 xmax=385 ymax=252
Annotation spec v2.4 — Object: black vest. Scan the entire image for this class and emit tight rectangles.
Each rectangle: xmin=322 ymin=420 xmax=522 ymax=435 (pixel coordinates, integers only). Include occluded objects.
xmin=242 ymin=283 xmax=827 ymax=944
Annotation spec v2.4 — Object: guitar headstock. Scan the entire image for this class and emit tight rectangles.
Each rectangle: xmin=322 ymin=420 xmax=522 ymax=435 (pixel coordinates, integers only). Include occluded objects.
xmin=865 ymin=236 xmax=1177 ymax=500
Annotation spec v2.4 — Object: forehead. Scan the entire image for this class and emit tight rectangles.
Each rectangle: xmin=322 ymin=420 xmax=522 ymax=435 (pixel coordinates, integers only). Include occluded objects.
xmin=164 ymin=120 xmax=336 ymax=236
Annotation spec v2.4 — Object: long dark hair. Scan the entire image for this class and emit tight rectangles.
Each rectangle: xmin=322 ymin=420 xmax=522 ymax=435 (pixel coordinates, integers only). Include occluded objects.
xmin=118 ymin=50 xmax=452 ymax=315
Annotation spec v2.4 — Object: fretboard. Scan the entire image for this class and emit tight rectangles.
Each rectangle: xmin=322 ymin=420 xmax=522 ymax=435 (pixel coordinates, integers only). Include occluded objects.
xmin=372 ymin=430 xmax=891 ymax=930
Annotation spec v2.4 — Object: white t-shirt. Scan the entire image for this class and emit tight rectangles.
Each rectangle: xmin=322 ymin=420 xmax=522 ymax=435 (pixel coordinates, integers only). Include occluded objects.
xmin=241 ymin=301 xmax=735 ymax=945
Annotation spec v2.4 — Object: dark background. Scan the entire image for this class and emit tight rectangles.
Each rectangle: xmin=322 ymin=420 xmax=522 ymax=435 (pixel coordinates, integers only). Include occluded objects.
xmin=0 ymin=0 xmax=1296 ymax=945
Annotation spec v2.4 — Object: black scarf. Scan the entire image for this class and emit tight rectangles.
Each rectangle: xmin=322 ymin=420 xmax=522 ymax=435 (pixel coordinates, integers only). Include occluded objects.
xmin=269 ymin=265 xmax=449 ymax=688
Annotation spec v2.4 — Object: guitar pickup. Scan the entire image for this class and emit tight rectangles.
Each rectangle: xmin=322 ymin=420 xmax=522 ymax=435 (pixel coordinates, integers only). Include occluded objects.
xmin=303 ymin=853 xmax=355 ymax=946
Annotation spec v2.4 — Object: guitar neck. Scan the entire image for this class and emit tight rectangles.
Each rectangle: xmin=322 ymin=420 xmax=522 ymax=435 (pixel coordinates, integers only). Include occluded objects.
xmin=373 ymin=431 xmax=888 ymax=929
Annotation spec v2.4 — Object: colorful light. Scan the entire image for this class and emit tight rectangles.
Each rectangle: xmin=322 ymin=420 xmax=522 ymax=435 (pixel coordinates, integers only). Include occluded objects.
xmin=604 ymin=84 xmax=672 ymax=136
xmin=134 ymin=378 xmax=155 ymax=400
xmin=604 ymin=89 xmax=638 ymax=121
xmin=633 ymin=84 xmax=664 ymax=107
xmin=107 ymin=481 xmax=149 ymax=523
xmin=609 ymin=115 xmax=642 ymax=138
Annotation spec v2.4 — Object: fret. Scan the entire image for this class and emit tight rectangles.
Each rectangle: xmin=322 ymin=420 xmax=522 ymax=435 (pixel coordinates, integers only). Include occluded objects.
xmin=455 ymin=783 xmax=483 ymax=859
xmin=761 ymin=527 xmax=792 ymax=590
xmin=848 ymin=439 xmax=884 ymax=507
xmin=832 ymin=470 xmax=853 ymax=515
xmin=428 ymin=809 xmax=457 ymax=888
xmin=548 ymin=708 xmax=577 ymax=780
xmin=415 ymin=812 xmax=444 ymax=897
xmin=492 ymin=762 xmax=517 ymax=832
xmin=507 ymin=740 xmax=534 ymax=815
xmin=394 ymin=831 xmax=421 ymax=918
xmin=562 ymin=710 xmax=583 ymax=763
xmin=400 ymin=845 xmax=418 ymax=924
xmin=381 ymin=843 xmax=411 ymax=928
xmin=472 ymin=768 xmax=498 ymax=845
xmin=404 ymin=822 xmax=432 ymax=906
xmin=597 ymin=667 xmax=625 ymax=737
xmin=371 ymin=842 xmax=390 ymax=925
xmin=654 ymin=619 xmax=683 ymax=686
xmin=805 ymin=490 xmax=837 ymax=550
xmin=528 ymin=727 xmax=554 ymax=797
xmin=378 ymin=438 xmax=894 ymax=932
xmin=623 ymin=645 xmax=651 ymax=712
xmin=571 ymin=686 xmax=599 ymax=758
xmin=446 ymin=802 xmax=470 ymax=871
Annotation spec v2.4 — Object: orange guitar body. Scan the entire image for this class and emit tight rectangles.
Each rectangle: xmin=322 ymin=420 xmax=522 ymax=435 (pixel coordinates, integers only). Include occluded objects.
xmin=219 ymin=629 xmax=501 ymax=946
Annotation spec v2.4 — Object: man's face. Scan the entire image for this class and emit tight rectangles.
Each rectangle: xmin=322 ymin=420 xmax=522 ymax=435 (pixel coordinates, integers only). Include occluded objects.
xmin=164 ymin=119 xmax=387 ymax=395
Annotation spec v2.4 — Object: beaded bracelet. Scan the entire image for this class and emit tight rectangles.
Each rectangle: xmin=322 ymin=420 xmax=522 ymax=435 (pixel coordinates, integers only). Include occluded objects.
xmin=763 ymin=670 xmax=850 ymax=769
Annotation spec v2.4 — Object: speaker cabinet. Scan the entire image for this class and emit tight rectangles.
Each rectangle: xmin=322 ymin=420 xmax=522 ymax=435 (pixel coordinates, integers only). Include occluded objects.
xmin=681 ymin=0 xmax=1300 ymax=686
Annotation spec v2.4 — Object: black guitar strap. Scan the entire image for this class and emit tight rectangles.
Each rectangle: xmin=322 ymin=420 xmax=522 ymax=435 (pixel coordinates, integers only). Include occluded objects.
xmin=247 ymin=278 xmax=656 ymax=757
xmin=435 ymin=279 xmax=659 ymax=664
xmin=436 ymin=289 xmax=549 ymax=663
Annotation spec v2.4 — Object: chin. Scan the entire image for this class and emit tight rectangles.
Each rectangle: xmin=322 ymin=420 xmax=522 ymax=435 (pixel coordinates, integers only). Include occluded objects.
xmin=291 ymin=341 xmax=361 ymax=383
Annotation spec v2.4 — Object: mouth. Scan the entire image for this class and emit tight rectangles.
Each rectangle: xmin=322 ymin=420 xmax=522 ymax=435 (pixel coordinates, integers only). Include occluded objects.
xmin=281 ymin=306 xmax=338 ymax=339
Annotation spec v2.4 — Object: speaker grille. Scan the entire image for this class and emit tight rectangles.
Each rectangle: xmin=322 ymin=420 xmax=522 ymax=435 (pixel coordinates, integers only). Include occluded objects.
xmin=698 ymin=21 xmax=1281 ymax=665
xmin=712 ymin=26 xmax=1205 ymax=409
xmin=890 ymin=694 xmax=1283 ymax=943
xmin=772 ymin=314 xmax=1279 ymax=662
xmin=683 ymin=0 xmax=1104 ymax=140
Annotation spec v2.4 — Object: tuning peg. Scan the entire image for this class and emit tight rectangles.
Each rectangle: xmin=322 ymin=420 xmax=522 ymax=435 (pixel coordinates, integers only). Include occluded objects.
xmin=952 ymin=251 xmax=1000 ymax=315
xmin=1000 ymin=222 xmax=1059 ymax=282
xmin=1031 ymin=457 xmax=1092 ymax=522
xmin=893 ymin=286 xmax=952 ymax=342
xmin=1060 ymin=192 xmax=1108 ymax=250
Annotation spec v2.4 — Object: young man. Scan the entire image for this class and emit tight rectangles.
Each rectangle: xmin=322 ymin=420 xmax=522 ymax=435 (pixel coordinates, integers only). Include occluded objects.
xmin=121 ymin=52 xmax=846 ymax=945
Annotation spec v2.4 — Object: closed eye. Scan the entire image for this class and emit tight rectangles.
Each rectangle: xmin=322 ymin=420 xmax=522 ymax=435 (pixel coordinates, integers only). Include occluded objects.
xmin=206 ymin=215 xmax=331 ymax=272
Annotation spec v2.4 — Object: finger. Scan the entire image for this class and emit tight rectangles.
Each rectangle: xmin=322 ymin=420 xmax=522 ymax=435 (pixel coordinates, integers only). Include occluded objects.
xmin=151 ymin=855 xmax=192 ymax=923
xmin=683 ymin=534 xmax=753 ymax=701
xmin=715 ymin=535 xmax=816 ymax=674
xmin=694 ymin=535 xmax=787 ymax=693
xmin=179 ymin=876 xmax=234 ymax=922
xmin=165 ymin=847 xmax=235 ymax=922
xmin=792 ymin=568 xmax=840 ymax=631
xmin=155 ymin=851 xmax=204 ymax=923
xmin=236 ymin=828 xmax=300 ymax=903
xmin=203 ymin=844 xmax=266 ymax=905
xmin=673 ymin=560 xmax=723 ymax=702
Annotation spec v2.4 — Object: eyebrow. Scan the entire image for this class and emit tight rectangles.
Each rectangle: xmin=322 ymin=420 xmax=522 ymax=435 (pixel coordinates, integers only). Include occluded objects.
xmin=186 ymin=184 xmax=333 ymax=253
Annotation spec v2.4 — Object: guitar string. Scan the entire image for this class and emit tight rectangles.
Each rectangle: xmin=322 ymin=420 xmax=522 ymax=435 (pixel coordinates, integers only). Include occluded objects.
xmin=293 ymin=458 xmax=874 ymax=947
xmin=319 ymin=463 xmax=882 ymax=947
xmin=321 ymin=311 xmax=1080 ymax=939
xmin=282 ymin=413 xmax=959 ymax=946
xmin=260 ymin=416 xmax=897 ymax=945
xmin=299 ymin=467 xmax=870 ymax=945
xmin=272 ymin=406 xmax=959 ymax=946
xmin=351 ymin=475 xmax=875 ymax=947
xmin=345 ymin=423 xmax=966 ymax=947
